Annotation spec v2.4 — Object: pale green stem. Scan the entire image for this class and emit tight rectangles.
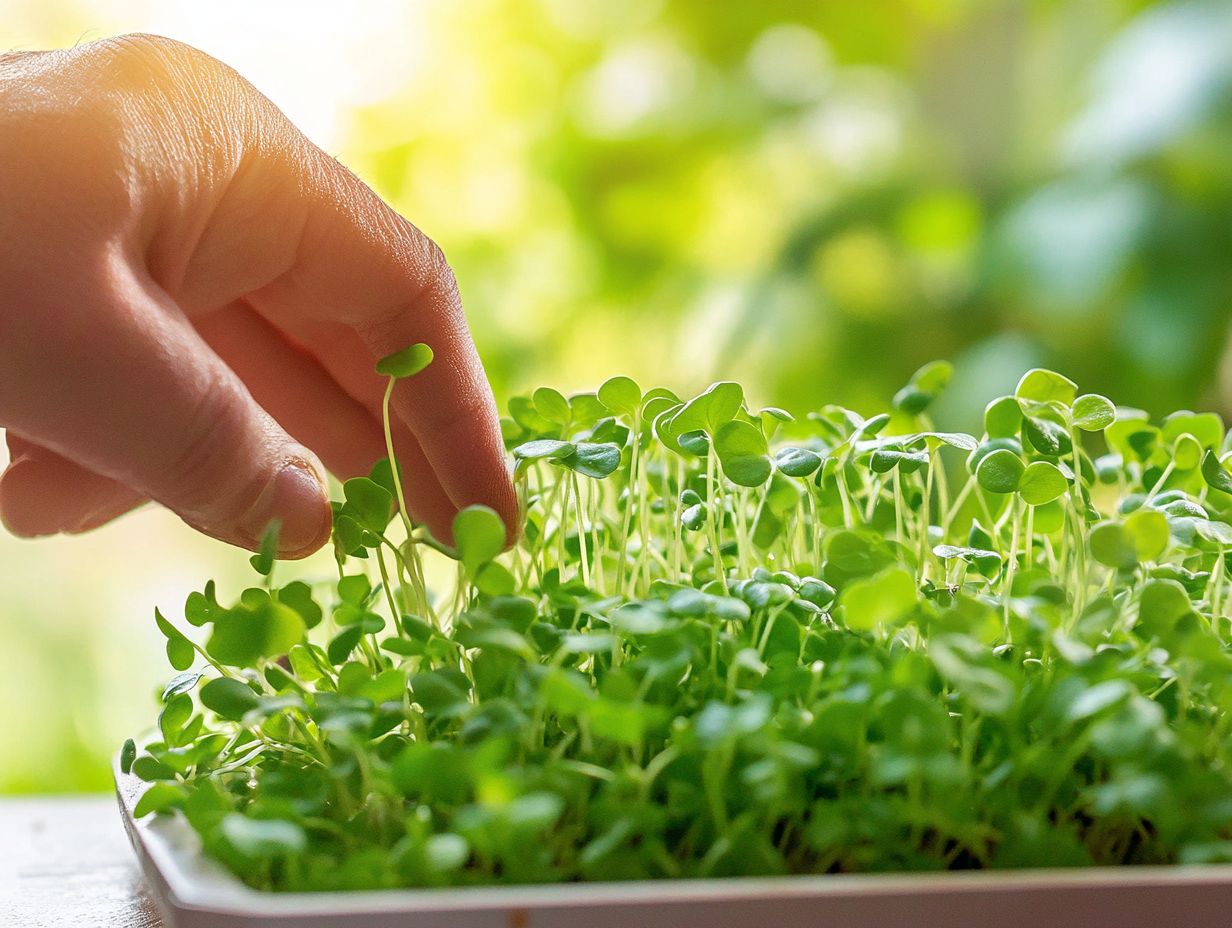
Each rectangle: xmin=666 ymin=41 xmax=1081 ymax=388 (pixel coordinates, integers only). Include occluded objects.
xmin=1067 ymin=423 xmax=1089 ymax=616
xmin=381 ymin=377 xmax=429 ymax=617
xmin=1141 ymin=460 xmax=1176 ymax=507
xmin=572 ymin=472 xmax=591 ymax=588
xmin=705 ymin=445 xmax=728 ymax=594
xmin=617 ymin=431 xmax=640 ymax=596
xmin=918 ymin=455 xmax=936 ymax=583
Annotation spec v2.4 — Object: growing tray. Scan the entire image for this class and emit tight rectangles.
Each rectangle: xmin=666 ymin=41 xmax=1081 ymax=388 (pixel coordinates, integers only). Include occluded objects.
xmin=115 ymin=752 xmax=1232 ymax=928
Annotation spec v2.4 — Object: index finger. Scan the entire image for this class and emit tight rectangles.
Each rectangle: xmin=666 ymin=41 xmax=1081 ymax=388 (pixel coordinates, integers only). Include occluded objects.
xmin=232 ymin=146 xmax=516 ymax=536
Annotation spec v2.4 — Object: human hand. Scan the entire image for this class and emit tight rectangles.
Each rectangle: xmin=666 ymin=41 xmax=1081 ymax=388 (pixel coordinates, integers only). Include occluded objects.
xmin=0 ymin=35 xmax=516 ymax=557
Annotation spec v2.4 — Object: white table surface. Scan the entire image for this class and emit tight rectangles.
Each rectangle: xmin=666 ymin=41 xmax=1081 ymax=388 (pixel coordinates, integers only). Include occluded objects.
xmin=1 ymin=795 xmax=164 ymax=928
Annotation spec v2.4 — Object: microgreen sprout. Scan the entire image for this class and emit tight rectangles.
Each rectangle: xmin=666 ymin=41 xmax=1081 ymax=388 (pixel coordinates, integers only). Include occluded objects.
xmin=129 ymin=360 xmax=1232 ymax=890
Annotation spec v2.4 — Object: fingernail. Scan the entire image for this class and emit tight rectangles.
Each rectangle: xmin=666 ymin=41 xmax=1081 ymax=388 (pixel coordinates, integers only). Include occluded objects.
xmin=241 ymin=459 xmax=331 ymax=556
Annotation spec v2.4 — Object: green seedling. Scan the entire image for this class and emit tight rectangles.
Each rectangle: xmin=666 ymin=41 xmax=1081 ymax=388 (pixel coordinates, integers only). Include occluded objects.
xmin=128 ymin=358 xmax=1232 ymax=891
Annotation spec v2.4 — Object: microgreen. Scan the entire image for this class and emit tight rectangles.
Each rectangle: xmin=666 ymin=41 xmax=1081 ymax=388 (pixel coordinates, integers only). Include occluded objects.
xmin=128 ymin=357 xmax=1232 ymax=891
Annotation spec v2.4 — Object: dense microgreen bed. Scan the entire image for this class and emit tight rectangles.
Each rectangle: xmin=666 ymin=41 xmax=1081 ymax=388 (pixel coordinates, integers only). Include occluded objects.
xmin=124 ymin=353 xmax=1232 ymax=891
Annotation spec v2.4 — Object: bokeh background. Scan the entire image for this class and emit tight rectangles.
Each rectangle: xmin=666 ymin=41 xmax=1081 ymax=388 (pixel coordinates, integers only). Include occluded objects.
xmin=2 ymin=0 xmax=1231 ymax=792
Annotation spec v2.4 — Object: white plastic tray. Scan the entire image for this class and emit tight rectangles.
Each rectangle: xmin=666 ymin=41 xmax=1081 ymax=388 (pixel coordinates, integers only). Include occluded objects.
xmin=115 ymin=753 xmax=1232 ymax=928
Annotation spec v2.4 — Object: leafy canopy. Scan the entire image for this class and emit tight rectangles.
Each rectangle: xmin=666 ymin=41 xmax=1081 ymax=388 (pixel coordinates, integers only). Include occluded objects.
xmin=127 ymin=358 xmax=1232 ymax=892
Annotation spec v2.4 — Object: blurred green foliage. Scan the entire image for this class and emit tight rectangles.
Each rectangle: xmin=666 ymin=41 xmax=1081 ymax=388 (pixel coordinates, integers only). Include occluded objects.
xmin=341 ymin=0 xmax=1232 ymax=428
xmin=2 ymin=0 xmax=1231 ymax=792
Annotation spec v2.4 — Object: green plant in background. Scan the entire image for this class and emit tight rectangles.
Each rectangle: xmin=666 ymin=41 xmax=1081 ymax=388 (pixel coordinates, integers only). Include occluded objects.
xmin=343 ymin=0 xmax=1232 ymax=419
xmin=125 ymin=348 xmax=1232 ymax=890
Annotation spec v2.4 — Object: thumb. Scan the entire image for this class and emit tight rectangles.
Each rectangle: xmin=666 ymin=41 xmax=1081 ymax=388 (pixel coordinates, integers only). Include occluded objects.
xmin=0 ymin=258 xmax=331 ymax=557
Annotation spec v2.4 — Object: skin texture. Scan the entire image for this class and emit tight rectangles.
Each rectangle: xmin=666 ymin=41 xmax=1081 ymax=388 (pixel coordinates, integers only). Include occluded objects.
xmin=0 ymin=34 xmax=517 ymax=557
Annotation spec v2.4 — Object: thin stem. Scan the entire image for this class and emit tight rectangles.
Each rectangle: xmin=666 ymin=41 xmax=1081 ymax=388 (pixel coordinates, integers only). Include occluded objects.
xmin=617 ymin=431 xmax=640 ymax=596
xmin=941 ymin=477 xmax=975 ymax=539
xmin=1003 ymin=495 xmax=1021 ymax=639
xmin=1067 ymin=424 xmax=1089 ymax=617
xmin=381 ymin=376 xmax=430 ymax=619
xmin=1141 ymin=460 xmax=1176 ymax=507
xmin=705 ymin=445 xmax=728 ymax=593
xmin=572 ymin=472 xmax=591 ymax=588
xmin=373 ymin=545 xmax=402 ymax=627
xmin=918 ymin=453 xmax=936 ymax=583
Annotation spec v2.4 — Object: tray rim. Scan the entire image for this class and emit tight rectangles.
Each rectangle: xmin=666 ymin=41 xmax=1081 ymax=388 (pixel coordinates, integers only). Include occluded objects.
xmin=113 ymin=748 xmax=1232 ymax=921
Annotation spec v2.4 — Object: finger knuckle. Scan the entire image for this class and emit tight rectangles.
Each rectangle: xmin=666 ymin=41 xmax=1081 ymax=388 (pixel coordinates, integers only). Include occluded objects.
xmin=90 ymin=33 xmax=223 ymax=87
xmin=421 ymin=235 xmax=460 ymax=302
xmin=82 ymin=34 xmax=257 ymax=139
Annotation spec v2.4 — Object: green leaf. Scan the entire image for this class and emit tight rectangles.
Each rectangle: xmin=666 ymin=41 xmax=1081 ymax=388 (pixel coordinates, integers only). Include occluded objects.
xmin=797 ymin=577 xmax=836 ymax=609
xmin=1023 ymin=416 xmax=1070 ymax=457
xmin=1089 ymin=522 xmax=1137 ymax=570
xmin=976 ymin=449 xmax=1025 ymax=494
xmin=131 ymin=754 xmax=175 ymax=782
xmin=161 ymin=671 xmax=202 ymax=702
xmin=206 ymin=601 xmax=306 ymax=668
xmin=410 ymin=669 xmax=472 ymax=715
xmin=120 ymin=738 xmax=137 ymax=775
xmin=759 ymin=406 xmax=794 ymax=424
xmin=277 ymin=581 xmax=323 ymax=628
xmin=513 ymin=439 xmax=574 ymax=461
xmin=1016 ymin=368 xmax=1078 ymax=406
xmin=184 ymin=581 xmax=220 ymax=627
xmin=474 ymin=561 xmax=516 ymax=597
xmin=1107 ymin=414 xmax=1157 ymax=462
xmin=155 ymin=608 xmax=195 ymax=672
xmin=343 ymin=477 xmax=394 ymax=533
xmin=677 ymin=430 xmax=709 ymax=457
xmin=915 ymin=431 xmax=979 ymax=453
xmin=1173 ymin=434 xmax=1203 ymax=472
xmin=376 ymin=343 xmax=434 ymax=379
xmin=133 ymin=782 xmax=187 ymax=818
xmin=1193 ymin=519 xmax=1232 ymax=547
xmin=909 ymin=360 xmax=953 ymax=395
xmin=221 ymin=814 xmax=307 ymax=858
xmin=1162 ymin=411 xmax=1225 ymax=450
xmin=568 ymin=393 xmax=606 ymax=426
xmin=328 ymin=625 xmax=365 ymax=665
xmin=774 ymin=447 xmax=823 ymax=477
xmin=825 ymin=529 xmax=895 ymax=579
xmin=453 ymin=505 xmax=506 ymax=574
xmin=1124 ymin=509 xmax=1169 ymax=562
xmin=673 ymin=381 xmax=744 ymax=436
xmin=639 ymin=394 xmax=678 ymax=436
xmin=199 ymin=677 xmax=260 ymax=721
xmin=681 ymin=503 xmax=707 ymax=531
xmin=1018 ymin=461 xmax=1068 ymax=506
xmin=933 ymin=545 xmax=1003 ymax=578
xmin=333 ymin=513 xmax=369 ymax=556
xmin=597 ymin=375 xmax=642 ymax=418
xmin=289 ymin=643 xmax=329 ymax=682
xmin=249 ymin=521 xmax=279 ymax=576
xmin=1137 ymin=579 xmax=1194 ymax=639
xmin=566 ymin=442 xmax=622 ymax=479
xmin=984 ymin=396 xmax=1023 ymax=439
xmin=337 ymin=574 xmax=372 ymax=605
xmin=1202 ymin=450 xmax=1232 ymax=495
xmin=158 ymin=693 xmax=193 ymax=744
xmin=368 ymin=457 xmax=402 ymax=500
xmin=358 ymin=668 xmax=409 ymax=704
xmin=532 ymin=386 xmax=571 ymax=424
xmin=893 ymin=361 xmax=952 ymax=414
xmin=870 ymin=447 xmax=928 ymax=474
xmin=714 ymin=420 xmax=771 ymax=487
xmin=1072 ymin=394 xmax=1116 ymax=431
xmin=841 ymin=568 xmax=917 ymax=631
xmin=589 ymin=699 xmax=651 ymax=747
